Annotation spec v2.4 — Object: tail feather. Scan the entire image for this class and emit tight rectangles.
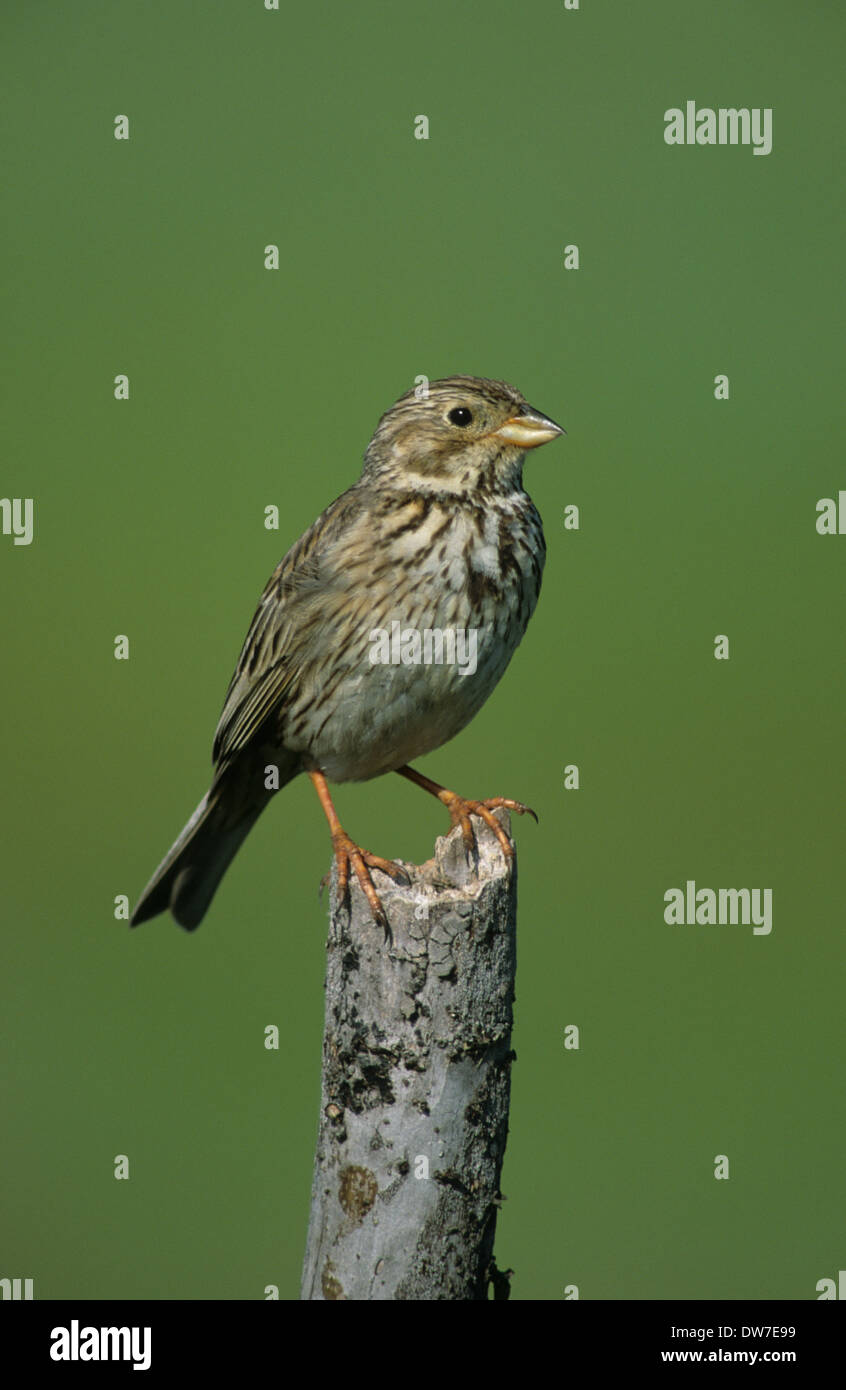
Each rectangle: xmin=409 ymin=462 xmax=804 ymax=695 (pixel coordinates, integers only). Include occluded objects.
xmin=131 ymin=787 xmax=266 ymax=931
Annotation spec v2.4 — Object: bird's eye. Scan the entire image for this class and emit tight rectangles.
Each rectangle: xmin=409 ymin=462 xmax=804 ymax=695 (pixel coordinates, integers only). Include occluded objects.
xmin=448 ymin=406 xmax=473 ymax=427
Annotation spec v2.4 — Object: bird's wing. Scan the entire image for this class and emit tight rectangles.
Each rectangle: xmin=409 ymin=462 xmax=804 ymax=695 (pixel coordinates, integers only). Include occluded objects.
xmin=212 ymin=485 xmax=364 ymax=768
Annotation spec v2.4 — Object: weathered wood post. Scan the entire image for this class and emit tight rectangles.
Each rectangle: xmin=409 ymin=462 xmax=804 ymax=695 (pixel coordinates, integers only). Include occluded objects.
xmin=301 ymin=810 xmax=518 ymax=1301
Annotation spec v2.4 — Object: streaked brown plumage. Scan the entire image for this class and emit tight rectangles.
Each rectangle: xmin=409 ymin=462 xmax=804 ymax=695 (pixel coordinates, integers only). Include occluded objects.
xmin=131 ymin=375 xmax=564 ymax=936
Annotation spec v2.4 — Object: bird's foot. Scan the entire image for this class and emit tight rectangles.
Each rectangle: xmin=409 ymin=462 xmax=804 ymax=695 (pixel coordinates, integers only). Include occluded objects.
xmin=309 ymin=769 xmax=408 ymax=940
xmin=438 ymin=791 xmax=537 ymax=860
xmin=321 ymin=830 xmax=410 ymax=941
xmin=395 ymin=764 xmax=537 ymax=862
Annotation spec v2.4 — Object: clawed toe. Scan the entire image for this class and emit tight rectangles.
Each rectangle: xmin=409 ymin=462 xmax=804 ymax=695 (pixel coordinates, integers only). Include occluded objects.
xmin=395 ymin=765 xmax=536 ymax=862
xmin=308 ymin=770 xmax=403 ymax=939
xmin=440 ymin=794 xmax=535 ymax=862
xmin=329 ymin=832 xmax=407 ymax=941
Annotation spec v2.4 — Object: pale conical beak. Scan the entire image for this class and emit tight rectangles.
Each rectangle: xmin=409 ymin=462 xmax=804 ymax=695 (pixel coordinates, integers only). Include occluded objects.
xmin=492 ymin=407 xmax=565 ymax=449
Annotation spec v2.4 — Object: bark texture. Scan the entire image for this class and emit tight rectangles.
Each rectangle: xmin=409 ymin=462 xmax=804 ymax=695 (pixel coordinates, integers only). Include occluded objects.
xmin=300 ymin=810 xmax=518 ymax=1301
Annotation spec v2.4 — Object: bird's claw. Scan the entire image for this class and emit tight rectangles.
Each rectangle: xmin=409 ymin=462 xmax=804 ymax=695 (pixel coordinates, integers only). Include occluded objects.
xmin=325 ymin=831 xmax=408 ymax=941
xmin=441 ymin=794 xmax=537 ymax=862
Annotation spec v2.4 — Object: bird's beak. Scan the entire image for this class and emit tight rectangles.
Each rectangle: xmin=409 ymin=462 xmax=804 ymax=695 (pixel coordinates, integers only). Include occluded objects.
xmin=492 ymin=407 xmax=565 ymax=449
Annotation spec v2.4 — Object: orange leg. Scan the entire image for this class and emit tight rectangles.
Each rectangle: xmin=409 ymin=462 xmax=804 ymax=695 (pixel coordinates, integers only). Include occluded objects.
xmin=307 ymin=770 xmax=409 ymax=939
xmin=395 ymin=765 xmax=537 ymax=860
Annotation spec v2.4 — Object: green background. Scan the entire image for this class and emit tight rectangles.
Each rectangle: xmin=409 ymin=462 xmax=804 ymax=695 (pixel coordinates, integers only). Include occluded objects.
xmin=2 ymin=0 xmax=844 ymax=1300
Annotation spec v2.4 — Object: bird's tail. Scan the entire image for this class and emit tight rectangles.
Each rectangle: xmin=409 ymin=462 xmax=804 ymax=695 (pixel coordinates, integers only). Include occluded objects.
xmin=130 ymin=780 xmax=272 ymax=931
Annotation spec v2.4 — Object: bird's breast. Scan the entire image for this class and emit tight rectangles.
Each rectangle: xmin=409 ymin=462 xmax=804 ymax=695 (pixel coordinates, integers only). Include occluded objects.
xmin=284 ymin=492 xmax=545 ymax=782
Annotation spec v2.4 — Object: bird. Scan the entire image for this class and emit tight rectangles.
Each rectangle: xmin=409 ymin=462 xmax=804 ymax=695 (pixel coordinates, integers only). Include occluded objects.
xmin=130 ymin=375 xmax=564 ymax=937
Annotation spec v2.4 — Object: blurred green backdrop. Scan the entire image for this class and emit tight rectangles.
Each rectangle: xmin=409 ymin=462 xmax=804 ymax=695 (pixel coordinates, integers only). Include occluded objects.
xmin=2 ymin=0 xmax=844 ymax=1300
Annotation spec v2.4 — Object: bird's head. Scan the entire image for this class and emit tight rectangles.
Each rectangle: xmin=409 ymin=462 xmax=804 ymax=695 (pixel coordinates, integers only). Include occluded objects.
xmin=362 ymin=375 xmax=564 ymax=495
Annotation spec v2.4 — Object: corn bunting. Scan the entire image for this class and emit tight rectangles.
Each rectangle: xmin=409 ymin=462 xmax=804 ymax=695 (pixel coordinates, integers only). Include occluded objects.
xmin=131 ymin=376 xmax=564 ymax=935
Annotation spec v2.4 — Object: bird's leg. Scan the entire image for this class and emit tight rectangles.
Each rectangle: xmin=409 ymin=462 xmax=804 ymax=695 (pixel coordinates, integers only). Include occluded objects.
xmin=395 ymin=764 xmax=537 ymax=861
xmin=307 ymin=770 xmax=409 ymax=938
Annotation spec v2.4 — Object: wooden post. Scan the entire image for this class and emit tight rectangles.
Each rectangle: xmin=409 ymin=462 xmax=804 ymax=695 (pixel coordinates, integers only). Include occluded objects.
xmin=301 ymin=811 xmax=518 ymax=1301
